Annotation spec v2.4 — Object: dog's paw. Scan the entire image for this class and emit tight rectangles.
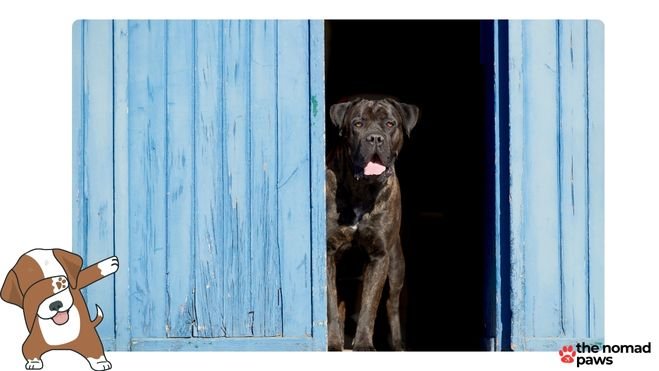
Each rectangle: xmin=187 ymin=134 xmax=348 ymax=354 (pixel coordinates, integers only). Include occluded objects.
xmin=91 ymin=361 xmax=112 ymax=371
xmin=97 ymin=256 xmax=119 ymax=276
xmin=328 ymin=321 xmax=344 ymax=351
xmin=389 ymin=336 xmax=405 ymax=351
xmin=328 ymin=339 xmax=344 ymax=351
xmin=88 ymin=356 xmax=112 ymax=370
xmin=390 ymin=341 xmax=405 ymax=351
xmin=25 ymin=359 xmax=43 ymax=370
xmin=352 ymin=344 xmax=376 ymax=351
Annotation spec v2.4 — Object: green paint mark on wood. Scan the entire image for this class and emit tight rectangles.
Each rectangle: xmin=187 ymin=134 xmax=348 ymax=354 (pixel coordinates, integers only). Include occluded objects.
xmin=311 ymin=95 xmax=318 ymax=118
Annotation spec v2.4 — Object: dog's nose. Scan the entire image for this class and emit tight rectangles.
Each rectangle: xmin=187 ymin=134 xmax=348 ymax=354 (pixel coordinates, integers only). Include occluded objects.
xmin=49 ymin=301 xmax=63 ymax=312
xmin=366 ymin=133 xmax=384 ymax=146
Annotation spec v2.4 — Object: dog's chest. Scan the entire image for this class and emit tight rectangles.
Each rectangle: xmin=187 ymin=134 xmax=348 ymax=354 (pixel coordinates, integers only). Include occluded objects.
xmin=336 ymin=183 xmax=379 ymax=226
xmin=337 ymin=198 xmax=375 ymax=227
xmin=38 ymin=306 xmax=81 ymax=346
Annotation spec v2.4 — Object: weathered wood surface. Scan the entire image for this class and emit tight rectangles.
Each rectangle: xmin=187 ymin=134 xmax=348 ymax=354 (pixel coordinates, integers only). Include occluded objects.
xmin=73 ymin=20 xmax=326 ymax=351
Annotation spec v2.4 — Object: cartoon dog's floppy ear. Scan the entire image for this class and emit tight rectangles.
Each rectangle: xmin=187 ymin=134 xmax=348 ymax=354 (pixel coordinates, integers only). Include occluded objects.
xmin=53 ymin=249 xmax=83 ymax=289
xmin=1 ymin=270 xmax=23 ymax=308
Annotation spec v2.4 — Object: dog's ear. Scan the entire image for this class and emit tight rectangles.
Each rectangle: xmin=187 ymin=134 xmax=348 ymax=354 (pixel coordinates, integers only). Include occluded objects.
xmin=1 ymin=270 xmax=23 ymax=308
xmin=329 ymin=100 xmax=358 ymax=134
xmin=387 ymin=99 xmax=420 ymax=137
xmin=53 ymin=249 xmax=83 ymax=289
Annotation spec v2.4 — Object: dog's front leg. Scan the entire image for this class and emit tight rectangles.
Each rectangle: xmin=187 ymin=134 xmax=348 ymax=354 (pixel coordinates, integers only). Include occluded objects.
xmin=326 ymin=250 xmax=343 ymax=351
xmin=353 ymin=251 xmax=390 ymax=351
xmin=327 ymin=225 xmax=354 ymax=351
xmin=22 ymin=336 xmax=47 ymax=370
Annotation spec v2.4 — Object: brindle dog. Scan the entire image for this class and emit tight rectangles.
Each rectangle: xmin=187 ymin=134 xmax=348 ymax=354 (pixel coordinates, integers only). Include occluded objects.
xmin=326 ymin=97 xmax=419 ymax=351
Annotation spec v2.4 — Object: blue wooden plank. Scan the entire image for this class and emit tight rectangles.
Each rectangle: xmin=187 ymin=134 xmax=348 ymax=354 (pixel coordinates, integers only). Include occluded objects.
xmin=508 ymin=20 xmax=526 ymax=351
xmin=520 ymin=20 xmax=562 ymax=339
xmin=493 ymin=19 xmax=508 ymax=351
xmin=113 ymin=19 xmax=131 ymax=351
xmin=127 ymin=20 xmax=168 ymax=338
xmin=277 ymin=20 xmax=312 ymax=337
xmin=80 ymin=20 xmax=116 ymax=341
xmin=249 ymin=20 xmax=282 ymax=337
xmin=493 ymin=20 xmax=502 ymax=351
xmin=586 ymin=20 xmax=604 ymax=342
xmin=193 ymin=20 xmax=225 ymax=338
xmin=72 ymin=19 xmax=84 ymax=291
xmin=308 ymin=19 xmax=327 ymax=350
xmin=131 ymin=337 xmax=317 ymax=351
xmin=223 ymin=20 xmax=252 ymax=337
xmin=165 ymin=20 xmax=195 ymax=338
xmin=558 ymin=20 xmax=589 ymax=338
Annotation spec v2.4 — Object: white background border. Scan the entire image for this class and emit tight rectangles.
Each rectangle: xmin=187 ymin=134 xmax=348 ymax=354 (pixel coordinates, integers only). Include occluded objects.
xmin=1 ymin=1 xmax=657 ymax=370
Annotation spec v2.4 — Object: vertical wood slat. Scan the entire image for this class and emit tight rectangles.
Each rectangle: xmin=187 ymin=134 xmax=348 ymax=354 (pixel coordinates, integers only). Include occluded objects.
xmin=586 ymin=20 xmax=604 ymax=341
xmin=558 ymin=20 xmax=589 ymax=338
xmin=223 ymin=20 xmax=252 ymax=337
xmin=165 ymin=20 xmax=195 ymax=338
xmin=521 ymin=21 xmax=562 ymax=339
xmin=493 ymin=19 xmax=502 ymax=350
xmin=309 ymin=20 xmax=328 ymax=349
xmin=249 ymin=20 xmax=281 ymax=337
xmin=193 ymin=20 xmax=225 ymax=337
xmin=72 ymin=19 xmax=84 ymax=314
xmin=493 ymin=20 xmax=511 ymax=351
xmin=508 ymin=19 xmax=526 ymax=351
xmin=113 ymin=19 xmax=131 ymax=350
xmin=79 ymin=20 xmax=116 ymax=342
xmin=127 ymin=20 xmax=168 ymax=338
xmin=277 ymin=20 xmax=312 ymax=337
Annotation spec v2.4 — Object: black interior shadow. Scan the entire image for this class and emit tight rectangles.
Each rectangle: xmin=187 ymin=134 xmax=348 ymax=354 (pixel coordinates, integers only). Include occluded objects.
xmin=325 ymin=20 xmax=492 ymax=351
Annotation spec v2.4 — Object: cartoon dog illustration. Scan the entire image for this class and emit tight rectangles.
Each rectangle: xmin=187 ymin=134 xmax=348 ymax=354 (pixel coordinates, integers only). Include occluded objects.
xmin=1 ymin=249 xmax=119 ymax=370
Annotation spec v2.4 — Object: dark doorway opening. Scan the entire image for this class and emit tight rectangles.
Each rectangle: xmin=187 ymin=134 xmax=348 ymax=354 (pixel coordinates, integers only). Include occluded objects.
xmin=325 ymin=20 xmax=495 ymax=351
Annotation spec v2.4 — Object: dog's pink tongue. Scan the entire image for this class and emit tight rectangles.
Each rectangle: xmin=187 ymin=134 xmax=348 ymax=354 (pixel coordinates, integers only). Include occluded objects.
xmin=364 ymin=161 xmax=386 ymax=176
xmin=52 ymin=311 xmax=69 ymax=325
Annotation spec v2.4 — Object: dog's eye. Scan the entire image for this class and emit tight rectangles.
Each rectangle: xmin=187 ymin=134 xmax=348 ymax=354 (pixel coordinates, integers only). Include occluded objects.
xmin=386 ymin=121 xmax=395 ymax=128
xmin=354 ymin=121 xmax=363 ymax=128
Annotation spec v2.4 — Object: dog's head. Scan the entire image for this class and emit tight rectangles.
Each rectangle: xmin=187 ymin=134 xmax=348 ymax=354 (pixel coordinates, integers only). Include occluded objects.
xmin=1 ymin=249 xmax=82 ymax=331
xmin=330 ymin=97 xmax=419 ymax=180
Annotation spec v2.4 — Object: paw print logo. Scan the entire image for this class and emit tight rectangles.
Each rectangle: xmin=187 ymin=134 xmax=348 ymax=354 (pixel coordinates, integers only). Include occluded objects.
xmin=559 ymin=345 xmax=577 ymax=364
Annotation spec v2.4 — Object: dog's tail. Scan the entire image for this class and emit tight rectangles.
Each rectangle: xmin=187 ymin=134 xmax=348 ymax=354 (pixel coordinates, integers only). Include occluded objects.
xmin=90 ymin=304 xmax=104 ymax=328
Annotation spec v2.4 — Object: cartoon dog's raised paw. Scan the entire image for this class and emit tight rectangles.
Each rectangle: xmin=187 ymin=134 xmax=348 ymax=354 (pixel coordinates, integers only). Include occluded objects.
xmin=25 ymin=358 xmax=43 ymax=370
xmin=97 ymin=256 xmax=119 ymax=276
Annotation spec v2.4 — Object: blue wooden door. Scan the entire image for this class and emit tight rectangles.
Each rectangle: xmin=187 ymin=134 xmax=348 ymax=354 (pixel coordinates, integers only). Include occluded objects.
xmin=73 ymin=20 xmax=326 ymax=351
xmin=494 ymin=20 xmax=604 ymax=350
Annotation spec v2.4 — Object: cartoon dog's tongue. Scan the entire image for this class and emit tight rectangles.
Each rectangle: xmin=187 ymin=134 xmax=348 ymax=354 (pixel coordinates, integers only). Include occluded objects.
xmin=52 ymin=311 xmax=69 ymax=325
xmin=364 ymin=161 xmax=386 ymax=176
